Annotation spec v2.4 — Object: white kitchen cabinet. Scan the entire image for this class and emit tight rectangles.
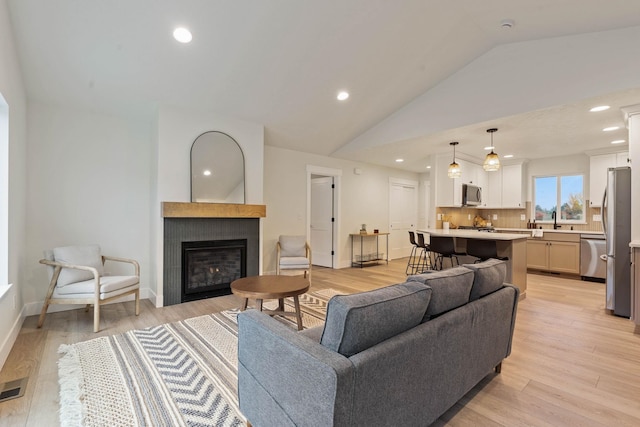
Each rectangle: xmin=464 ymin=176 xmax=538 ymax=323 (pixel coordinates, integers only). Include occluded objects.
xmin=474 ymin=166 xmax=488 ymax=205
xmin=435 ymin=155 xmax=484 ymax=207
xmin=435 ymin=154 xmax=458 ymax=207
xmin=617 ymin=152 xmax=630 ymax=166
xmin=484 ymin=169 xmax=502 ymax=208
xmin=589 ymin=152 xmax=629 ymax=207
xmin=501 ymin=164 xmax=525 ymax=208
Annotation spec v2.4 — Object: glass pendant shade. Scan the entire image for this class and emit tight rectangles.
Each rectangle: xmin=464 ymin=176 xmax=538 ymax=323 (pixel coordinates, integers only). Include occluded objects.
xmin=448 ymin=141 xmax=461 ymax=178
xmin=483 ymin=128 xmax=500 ymax=172
xmin=483 ymin=151 xmax=500 ymax=171
xmin=448 ymin=161 xmax=461 ymax=178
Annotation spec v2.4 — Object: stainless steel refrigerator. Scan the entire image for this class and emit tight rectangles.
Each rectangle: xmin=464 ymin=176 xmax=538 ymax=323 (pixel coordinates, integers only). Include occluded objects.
xmin=602 ymin=166 xmax=631 ymax=318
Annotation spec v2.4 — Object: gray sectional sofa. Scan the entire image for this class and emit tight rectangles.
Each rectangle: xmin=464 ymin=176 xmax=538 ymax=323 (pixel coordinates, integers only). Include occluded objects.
xmin=237 ymin=259 xmax=519 ymax=427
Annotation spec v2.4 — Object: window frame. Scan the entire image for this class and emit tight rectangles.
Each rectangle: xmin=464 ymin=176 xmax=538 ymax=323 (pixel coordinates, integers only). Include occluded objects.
xmin=532 ymin=173 xmax=586 ymax=225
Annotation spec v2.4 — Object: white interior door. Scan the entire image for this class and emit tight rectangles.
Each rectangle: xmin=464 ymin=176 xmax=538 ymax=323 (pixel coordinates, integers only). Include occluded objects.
xmin=310 ymin=177 xmax=334 ymax=267
xmin=389 ymin=180 xmax=417 ymax=260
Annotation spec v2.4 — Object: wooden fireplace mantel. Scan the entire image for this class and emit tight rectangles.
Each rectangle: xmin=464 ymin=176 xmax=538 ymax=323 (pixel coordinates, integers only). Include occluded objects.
xmin=162 ymin=202 xmax=266 ymax=218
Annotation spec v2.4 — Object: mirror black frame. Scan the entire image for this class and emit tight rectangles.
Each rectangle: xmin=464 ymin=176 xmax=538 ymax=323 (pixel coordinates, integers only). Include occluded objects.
xmin=190 ymin=131 xmax=246 ymax=204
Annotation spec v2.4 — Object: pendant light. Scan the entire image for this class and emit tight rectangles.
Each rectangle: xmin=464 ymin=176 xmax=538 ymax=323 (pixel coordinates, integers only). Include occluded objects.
xmin=448 ymin=141 xmax=461 ymax=178
xmin=483 ymin=128 xmax=500 ymax=172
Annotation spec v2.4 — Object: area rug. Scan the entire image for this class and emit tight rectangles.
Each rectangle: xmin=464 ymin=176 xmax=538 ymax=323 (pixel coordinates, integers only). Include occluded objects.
xmin=57 ymin=288 xmax=342 ymax=427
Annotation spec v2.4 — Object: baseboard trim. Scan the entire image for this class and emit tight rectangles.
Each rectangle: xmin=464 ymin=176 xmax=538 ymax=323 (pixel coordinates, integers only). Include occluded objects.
xmin=0 ymin=305 xmax=26 ymax=371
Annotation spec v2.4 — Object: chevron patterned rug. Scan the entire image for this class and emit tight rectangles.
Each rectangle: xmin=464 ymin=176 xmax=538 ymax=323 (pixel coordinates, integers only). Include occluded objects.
xmin=57 ymin=288 xmax=341 ymax=427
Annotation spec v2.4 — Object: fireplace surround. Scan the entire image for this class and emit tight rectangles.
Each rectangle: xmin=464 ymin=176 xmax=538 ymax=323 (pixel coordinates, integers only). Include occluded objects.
xmin=162 ymin=203 xmax=264 ymax=306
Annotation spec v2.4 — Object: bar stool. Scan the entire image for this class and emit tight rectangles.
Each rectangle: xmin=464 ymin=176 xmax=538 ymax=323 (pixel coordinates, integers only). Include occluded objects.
xmin=405 ymin=231 xmax=421 ymax=275
xmin=416 ymin=233 xmax=433 ymax=272
xmin=466 ymin=239 xmax=509 ymax=263
xmin=429 ymin=235 xmax=466 ymax=270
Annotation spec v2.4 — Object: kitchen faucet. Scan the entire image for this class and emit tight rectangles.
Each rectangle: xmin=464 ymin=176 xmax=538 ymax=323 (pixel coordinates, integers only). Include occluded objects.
xmin=552 ymin=210 xmax=561 ymax=229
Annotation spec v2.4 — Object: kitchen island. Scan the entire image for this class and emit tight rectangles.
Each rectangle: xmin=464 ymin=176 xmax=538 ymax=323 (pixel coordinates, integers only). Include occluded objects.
xmin=418 ymin=229 xmax=528 ymax=296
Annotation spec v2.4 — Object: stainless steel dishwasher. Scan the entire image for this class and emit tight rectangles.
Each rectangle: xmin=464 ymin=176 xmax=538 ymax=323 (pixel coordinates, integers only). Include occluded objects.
xmin=580 ymin=234 xmax=606 ymax=282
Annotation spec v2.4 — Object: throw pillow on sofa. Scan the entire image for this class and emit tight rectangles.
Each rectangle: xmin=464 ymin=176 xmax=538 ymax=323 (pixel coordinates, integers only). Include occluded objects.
xmin=320 ymin=282 xmax=431 ymax=357
xmin=407 ymin=266 xmax=474 ymax=320
xmin=463 ymin=259 xmax=507 ymax=301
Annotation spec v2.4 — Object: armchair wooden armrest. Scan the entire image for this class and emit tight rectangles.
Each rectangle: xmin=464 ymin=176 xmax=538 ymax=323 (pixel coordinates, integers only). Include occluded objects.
xmin=102 ymin=255 xmax=140 ymax=276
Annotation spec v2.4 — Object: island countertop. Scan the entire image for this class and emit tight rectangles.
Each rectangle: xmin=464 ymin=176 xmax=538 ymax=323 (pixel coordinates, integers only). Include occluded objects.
xmin=417 ymin=229 xmax=528 ymax=241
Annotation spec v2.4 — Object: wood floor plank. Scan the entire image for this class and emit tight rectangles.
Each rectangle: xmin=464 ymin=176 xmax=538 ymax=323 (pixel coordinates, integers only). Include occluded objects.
xmin=1 ymin=259 xmax=639 ymax=426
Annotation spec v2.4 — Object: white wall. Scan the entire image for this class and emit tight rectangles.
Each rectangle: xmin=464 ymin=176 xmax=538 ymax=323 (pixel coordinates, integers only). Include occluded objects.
xmin=153 ymin=106 xmax=264 ymax=305
xmin=264 ymin=146 xmax=419 ymax=271
xmin=25 ymin=102 xmax=153 ymax=309
xmin=0 ymin=0 xmax=28 ymax=369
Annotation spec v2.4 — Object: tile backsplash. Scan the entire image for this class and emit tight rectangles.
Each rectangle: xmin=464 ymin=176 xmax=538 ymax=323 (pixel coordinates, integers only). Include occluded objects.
xmin=436 ymin=201 xmax=603 ymax=232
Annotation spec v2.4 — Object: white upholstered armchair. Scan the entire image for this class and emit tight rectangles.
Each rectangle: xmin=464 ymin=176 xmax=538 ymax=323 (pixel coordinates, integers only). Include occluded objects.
xmin=38 ymin=244 xmax=140 ymax=332
xmin=276 ymin=235 xmax=312 ymax=283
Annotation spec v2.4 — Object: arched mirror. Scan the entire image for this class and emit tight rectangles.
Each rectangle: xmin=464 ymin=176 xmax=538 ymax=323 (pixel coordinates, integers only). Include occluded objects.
xmin=191 ymin=131 xmax=245 ymax=203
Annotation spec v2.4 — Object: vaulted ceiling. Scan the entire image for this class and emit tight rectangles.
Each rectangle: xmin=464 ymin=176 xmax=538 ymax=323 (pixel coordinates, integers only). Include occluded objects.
xmin=7 ymin=0 xmax=640 ymax=172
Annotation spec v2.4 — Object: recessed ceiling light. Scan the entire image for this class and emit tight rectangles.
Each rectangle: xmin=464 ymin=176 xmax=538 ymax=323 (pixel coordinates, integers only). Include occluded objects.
xmin=590 ymin=105 xmax=610 ymax=112
xmin=395 ymin=158 xmax=404 ymax=163
xmin=337 ymin=91 xmax=349 ymax=101
xmin=426 ymin=165 xmax=431 ymax=169
xmin=503 ymin=154 xmax=514 ymax=158
xmin=203 ymin=170 xmax=211 ymax=176
xmin=484 ymin=146 xmax=494 ymax=150
xmin=611 ymin=139 xmax=626 ymax=144
xmin=603 ymin=126 xmax=620 ymax=132
xmin=500 ymin=19 xmax=515 ymax=29
xmin=173 ymin=27 xmax=192 ymax=43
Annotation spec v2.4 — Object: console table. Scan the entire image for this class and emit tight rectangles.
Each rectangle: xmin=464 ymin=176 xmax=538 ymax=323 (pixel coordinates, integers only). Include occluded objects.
xmin=350 ymin=232 xmax=389 ymax=268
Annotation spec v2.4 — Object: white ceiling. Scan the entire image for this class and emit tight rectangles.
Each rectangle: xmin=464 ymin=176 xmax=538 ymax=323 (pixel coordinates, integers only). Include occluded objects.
xmin=7 ymin=0 xmax=640 ymax=172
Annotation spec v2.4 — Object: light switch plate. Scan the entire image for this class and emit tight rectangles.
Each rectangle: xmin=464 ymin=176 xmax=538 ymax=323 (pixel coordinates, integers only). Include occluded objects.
xmin=520 ymin=214 xmax=526 ymax=221
xmin=437 ymin=213 xmax=442 ymax=220
xmin=593 ymin=214 xmax=602 ymax=222
xmin=493 ymin=214 xmax=498 ymax=220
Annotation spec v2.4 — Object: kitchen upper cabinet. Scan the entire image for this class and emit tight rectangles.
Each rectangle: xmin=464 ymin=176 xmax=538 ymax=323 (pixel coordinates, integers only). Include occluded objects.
xmin=589 ymin=152 xmax=629 ymax=207
xmin=435 ymin=155 xmax=482 ymax=207
xmin=501 ymin=164 xmax=525 ymax=208
xmin=435 ymin=155 xmax=525 ymax=208
xmin=485 ymin=169 xmax=502 ymax=208
xmin=480 ymin=163 xmax=526 ymax=209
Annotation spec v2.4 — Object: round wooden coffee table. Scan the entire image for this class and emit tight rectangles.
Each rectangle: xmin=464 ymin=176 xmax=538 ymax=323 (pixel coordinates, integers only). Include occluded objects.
xmin=231 ymin=275 xmax=310 ymax=330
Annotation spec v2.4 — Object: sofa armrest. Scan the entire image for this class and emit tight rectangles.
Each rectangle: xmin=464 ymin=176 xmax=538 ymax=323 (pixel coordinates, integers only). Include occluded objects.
xmin=238 ymin=310 xmax=355 ymax=427
xmin=502 ymin=283 xmax=520 ymax=356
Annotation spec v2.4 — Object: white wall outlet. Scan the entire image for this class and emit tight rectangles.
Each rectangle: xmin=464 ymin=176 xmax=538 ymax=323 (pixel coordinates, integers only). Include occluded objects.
xmin=437 ymin=213 xmax=442 ymax=220
xmin=593 ymin=214 xmax=602 ymax=222
xmin=468 ymin=214 xmax=471 ymax=220
xmin=493 ymin=214 xmax=498 ymax=220
xmin=520 ymin=214 xmax=526 ymax=221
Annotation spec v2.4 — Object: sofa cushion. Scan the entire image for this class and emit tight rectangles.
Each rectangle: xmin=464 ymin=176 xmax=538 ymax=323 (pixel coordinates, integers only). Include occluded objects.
xmin=407 ymin=266 xmax=474 ymax=320
xmin=463 ymin=259 xmax=507 ymax=301
xmin=53 ymin=245 xmax=104 ymax=287
xmin=320 ymin=282 xmax=431 ymax=357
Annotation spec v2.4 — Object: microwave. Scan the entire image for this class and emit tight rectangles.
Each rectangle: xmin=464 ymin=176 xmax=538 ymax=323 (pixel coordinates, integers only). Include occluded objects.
xmin=462 ymin=183 xmax=482 ymax=206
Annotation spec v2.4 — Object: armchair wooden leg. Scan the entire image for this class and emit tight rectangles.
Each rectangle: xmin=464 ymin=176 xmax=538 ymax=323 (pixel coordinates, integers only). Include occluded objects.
xmin=37 ymin=300 xmax=50 ymax=328
xmin=93 ymin=303 xmax=101 ymax=333
xmin=135 ymin=290 xmax=140 ymax=316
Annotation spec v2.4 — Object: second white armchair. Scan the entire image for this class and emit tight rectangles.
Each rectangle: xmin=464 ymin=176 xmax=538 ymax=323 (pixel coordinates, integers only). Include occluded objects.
xmin=276 ymin=235 xmax=312 ymax=283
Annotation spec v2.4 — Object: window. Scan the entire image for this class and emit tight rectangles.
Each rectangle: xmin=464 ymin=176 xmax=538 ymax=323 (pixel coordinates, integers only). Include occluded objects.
xmin=533 ymin=174 xmax=584 ymax=223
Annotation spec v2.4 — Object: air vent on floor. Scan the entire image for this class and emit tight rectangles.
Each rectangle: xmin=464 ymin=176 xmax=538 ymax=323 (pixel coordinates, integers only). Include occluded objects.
xmin=0 ymin=377 xmax=28 ymax=403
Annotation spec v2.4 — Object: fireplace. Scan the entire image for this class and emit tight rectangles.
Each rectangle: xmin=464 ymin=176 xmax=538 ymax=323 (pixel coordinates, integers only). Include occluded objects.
xmin=163 ymin=215 xmax=261 ymax=306
xmin=182 ymin=239 xmax=246 ymax=302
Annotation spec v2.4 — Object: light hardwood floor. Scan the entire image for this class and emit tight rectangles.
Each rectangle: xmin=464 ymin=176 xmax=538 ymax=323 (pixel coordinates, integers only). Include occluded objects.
xmin=1 ymin=259 xmax=640 ymax=426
